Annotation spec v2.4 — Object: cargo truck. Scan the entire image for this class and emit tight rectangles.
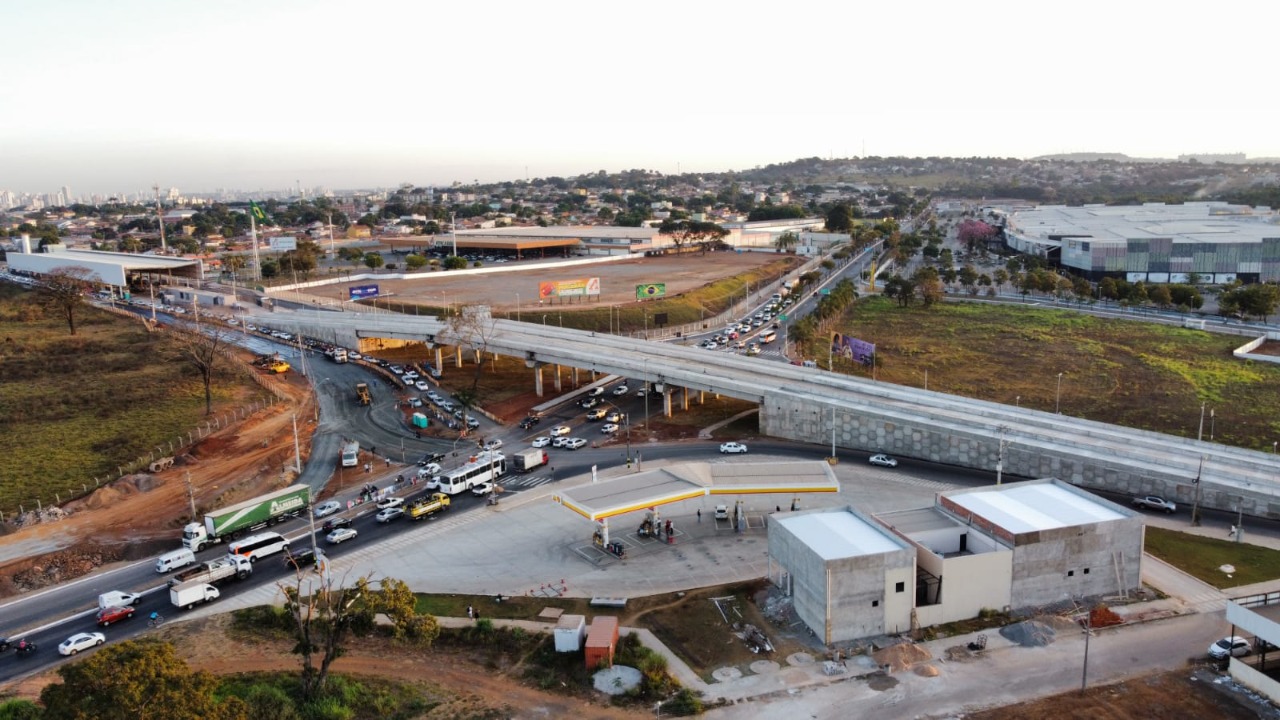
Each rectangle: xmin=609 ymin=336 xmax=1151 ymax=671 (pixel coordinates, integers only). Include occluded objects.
xmin=408 ymin=492 xmax=451 ymax=520
xmin=170 ymin=581 xmax=220 ymax=610
xmin=511 ymin=448 xmax=548 ymax=473
xmin=341 ymin=440 xmax=360 ymax=468
xmin=165 ymin=555 xmax=253 ymax=588
xmin=182 ymin=484 xmax=310 ymax=552
xmin=330 ymin=348 xmax=348 ymax=363
xmin=355 ymin=382 xmax=371 ymax=406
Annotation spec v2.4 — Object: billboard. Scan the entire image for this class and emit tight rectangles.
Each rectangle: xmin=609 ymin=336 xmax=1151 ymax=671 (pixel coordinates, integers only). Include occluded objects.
xmin=269 ymin=236 xmax=298 ymax=251
xmin=832 ymin=333 xmax=875 ymax=366
xmin=636 ymin=283 xmax=666 ymax=300
xmin=349 ymin=284 xmax=380 ymax=300
xmin=539 ymin=277 xmax=601 ymax=298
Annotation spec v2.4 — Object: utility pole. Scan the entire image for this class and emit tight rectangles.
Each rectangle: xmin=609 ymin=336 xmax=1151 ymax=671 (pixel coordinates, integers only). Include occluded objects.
xmin=183 ymin=471 xmax=197 ymax=521
xmin=292 ymin=414 xmax=302 ymax=474
xmin=995 ymin=425 xmax=1012 ymax=485
xmin=1191 ymin=455 xmax=1206 ymax=526
xmin=1198 ymin=402 xmax=1206 ymax=442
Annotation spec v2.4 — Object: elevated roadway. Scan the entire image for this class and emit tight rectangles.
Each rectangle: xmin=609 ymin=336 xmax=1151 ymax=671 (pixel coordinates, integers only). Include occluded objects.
xmin=252 ymin=308 xmax=1280 ymax=520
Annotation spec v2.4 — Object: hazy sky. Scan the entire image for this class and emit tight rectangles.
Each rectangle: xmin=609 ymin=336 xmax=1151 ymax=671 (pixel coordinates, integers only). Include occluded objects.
xmin=4 ymin=0 xmax=1277 ymax=196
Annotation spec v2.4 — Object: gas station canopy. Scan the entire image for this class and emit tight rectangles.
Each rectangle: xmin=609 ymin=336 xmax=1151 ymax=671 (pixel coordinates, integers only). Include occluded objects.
xmin=554 ymin=461 xmax=840 ymax=522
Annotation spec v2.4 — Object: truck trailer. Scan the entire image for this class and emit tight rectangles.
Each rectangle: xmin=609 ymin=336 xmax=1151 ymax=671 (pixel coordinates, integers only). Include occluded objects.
xmin=511 ymin=448 xmax=548 ymax=473
xmin=182 ymin=484 xmax=310 ymax=552
xmin=165 ymin=555 xmax=253 ymax=588
xmin=170 ymin=581 xmax=220 ymax=610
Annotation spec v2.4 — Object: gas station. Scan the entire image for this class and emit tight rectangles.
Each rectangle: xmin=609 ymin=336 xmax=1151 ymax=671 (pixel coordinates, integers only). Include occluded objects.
xmin=552 ymin=461 xmax=840 ymax=562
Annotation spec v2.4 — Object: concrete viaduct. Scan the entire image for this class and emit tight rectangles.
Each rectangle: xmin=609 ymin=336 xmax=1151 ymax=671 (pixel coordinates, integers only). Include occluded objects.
xmin=257 ymin=308 xmax=1280 ymax=521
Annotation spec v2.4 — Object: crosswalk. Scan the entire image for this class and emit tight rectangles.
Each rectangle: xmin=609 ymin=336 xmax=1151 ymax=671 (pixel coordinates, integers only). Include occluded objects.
xmin=503 ymin=474 xmax=554 ymax=489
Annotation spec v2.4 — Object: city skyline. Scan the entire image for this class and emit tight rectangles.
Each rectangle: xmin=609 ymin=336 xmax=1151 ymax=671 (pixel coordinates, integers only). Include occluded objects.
xmin=4 ymin=0 xmax=1277 ymax=197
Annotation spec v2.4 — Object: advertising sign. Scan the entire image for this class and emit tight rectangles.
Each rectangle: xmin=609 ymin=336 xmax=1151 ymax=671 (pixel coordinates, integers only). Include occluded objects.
xmin=269 ymin=236 xmax=298 ymax=251
xmin=539 ymin=277 xmax=601 ymax=298
xmin=636 ymin=283 xmax=666 ymax=300
xmin=349 ymin=284 xmax=380 ymax=300
xmin=832 ymin=333 xmax=875 ymax=366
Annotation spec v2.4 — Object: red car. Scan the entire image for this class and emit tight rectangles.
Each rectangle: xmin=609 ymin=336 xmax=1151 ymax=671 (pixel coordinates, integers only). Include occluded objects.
xmin=96 ymin=605 xmax=135 ymax=627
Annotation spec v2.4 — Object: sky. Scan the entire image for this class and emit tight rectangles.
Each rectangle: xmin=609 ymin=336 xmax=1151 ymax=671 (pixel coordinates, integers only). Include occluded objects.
xmin=3 ymin=0 xmax=1278 ymax=197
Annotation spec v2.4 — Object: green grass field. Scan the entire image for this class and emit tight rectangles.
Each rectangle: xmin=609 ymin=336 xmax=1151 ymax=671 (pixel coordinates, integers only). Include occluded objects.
xmin=1144 ymin=526 xmax=1280 ymax=588
xmin=801 ymin=296 xmax=1280 ymax=450
xmin=0 ymin=286 xmax=262 ymax=514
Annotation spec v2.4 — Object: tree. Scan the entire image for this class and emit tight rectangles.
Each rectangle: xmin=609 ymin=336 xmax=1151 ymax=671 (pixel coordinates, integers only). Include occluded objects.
xmin=40 ymin=639 xmax=247 ymax=720
xmin=825 ymin=204 xmax=855 ymax=232
xmin=913 ymin=267 xmax=944 ymax=307
xmin=774 ymin=231 xmax=799 ymax=252
xmin=956 ymin=219 xmax=998 ymax=253
xmin=442 ymin=255 xmax=467 ymax=270
xmin=363 ymin=252 xmax=385 ymax=271
xmin=259 ymin=260 xmax=279 ymax=279
xmin=405 ymin=254 xmax=427 ymax=270
xmin=36 ymin=266 xmax=98 ymax=335
xmin=657 ymin=219 xmax=728 ymax=253
xmin=171 ymin=327 xmax=231 ymax=415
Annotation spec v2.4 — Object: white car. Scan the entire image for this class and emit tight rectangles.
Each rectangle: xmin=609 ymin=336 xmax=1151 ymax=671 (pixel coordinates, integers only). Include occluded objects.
xmin=1209 ymin=636 xmax=1252 ymax=659
xmin=313 ymin=501 xmax=341 ymax=518
xmin=376 ymin=507 xmax=404 ymax=523
xmin=605 ymin=412 xmax=622 ymax=423
xmin=565 ymin=437 xmax=588 ymax=450
xmin=550 ymin=425 xmax=571 ymax=437
xmin=746 ymin=344 xmax=761 ymax=356
xmin=471 ymin=482 xmax=495 ymax=496
xmin=552 ymin=436 xmax=571 ymax=448
xmin=376 ymin=496 xmax=405 ymax=510
xmin=714 ymin=504 xmax=729 ymax=520
xmin=612 ymin=385 xmax=629 ymax=396
xmin=482 ymin=439 xmax=503 ymax=451
xmin=719 ymin=442 xmax=748 ymax=454
xmin=408 ymin=397 xmax=424 ymax=408
xmin=59 ymin=632 xmax=105 ymax=656
xmin=601 ymin=423 xmax=619 ymax=434
xmin=531 ymin=436 xmax=550 ymax=448
xmin=326 ymin=527 xmax=358 ymax=544
xmin=869 ymin=454 xmax=899 ymax=468
xmin=415 ymin=380 xmax=430 ymax=391
xmin=426 ymin=391 xmax=442 ymax=402
xmin=586 ymin=408 xmax=607 ymax=421
xmin=587 ymin=387 xmax=605 ymax=397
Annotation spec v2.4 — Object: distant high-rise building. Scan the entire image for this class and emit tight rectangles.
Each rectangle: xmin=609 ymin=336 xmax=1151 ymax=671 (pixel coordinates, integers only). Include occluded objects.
xmin=61 ymin=185 xmax=72 ymax=205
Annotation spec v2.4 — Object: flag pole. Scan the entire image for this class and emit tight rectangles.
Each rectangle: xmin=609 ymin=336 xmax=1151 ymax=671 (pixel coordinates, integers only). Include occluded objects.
xmin=250 ymin=211 xmax=261 ymax=282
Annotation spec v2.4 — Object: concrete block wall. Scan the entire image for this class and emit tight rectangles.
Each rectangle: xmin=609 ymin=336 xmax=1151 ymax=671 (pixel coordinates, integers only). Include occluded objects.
xmin=1009 ymin=517 xmax=1144 ymax=609
xmin=825 ymin=550 xmax=914 ymax=643
xmin=767 ymin=521 xmax=831 ymax=644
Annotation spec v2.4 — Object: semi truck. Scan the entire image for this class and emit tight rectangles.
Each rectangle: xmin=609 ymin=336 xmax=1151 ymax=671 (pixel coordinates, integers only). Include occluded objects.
xmin=182 ymin=484 xmax=311 ymax=552
xmin=355 ymin=382 xmax=371 ymax=406
xmin=511 ymin=448 xmax=548 ymax=473
xmin=165 ymin=555 xmax=253 ymax=588
xmin=170 ymin=581 xmax=220 ymax=611
xmin=408 ymin=492 xmax=450 ymax=520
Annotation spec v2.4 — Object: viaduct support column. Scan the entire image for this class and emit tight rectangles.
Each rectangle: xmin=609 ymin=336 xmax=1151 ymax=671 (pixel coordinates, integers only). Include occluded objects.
xmin=454 ymin=346 xmax=463 ymax=368
xmin=433 ymin=347 xmax=444 ymax=374
xmin=680 ymin=387 xmax=689 ymax=411
xmin=534 ymin=365 xmax=544 ymax=398
xmin=663 ymin=389 xmax=673 ymax=418
xmin=554 ymin=364 xmax=563 ymax=392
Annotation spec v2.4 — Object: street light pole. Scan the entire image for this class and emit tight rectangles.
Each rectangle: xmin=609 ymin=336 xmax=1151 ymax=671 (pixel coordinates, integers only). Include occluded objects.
xmin=1191 ymin=454 xmax=1206 ymax=526
xmin=516 ymin=293 xmax=520 ymax=322
xmin=1055 ymin=372 xmax=1064 ymax=414
xmin=1198 ymin=402 xmax=1206 ymax=441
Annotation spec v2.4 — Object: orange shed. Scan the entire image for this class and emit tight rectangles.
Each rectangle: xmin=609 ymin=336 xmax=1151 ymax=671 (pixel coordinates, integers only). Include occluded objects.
xmin=584 ymin=616 xmax=619 ymax=669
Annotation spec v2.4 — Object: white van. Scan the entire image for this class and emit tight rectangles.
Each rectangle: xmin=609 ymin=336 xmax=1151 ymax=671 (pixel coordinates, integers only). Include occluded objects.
xmin=155 ymin=548 xmax=196 ymax=573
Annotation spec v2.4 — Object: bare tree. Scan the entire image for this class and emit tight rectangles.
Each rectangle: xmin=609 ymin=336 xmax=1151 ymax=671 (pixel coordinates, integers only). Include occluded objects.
xmin=36 ymin=266 xmax=99 ymax=335
xmin=170 ymin=327 xmax=232 ymax=415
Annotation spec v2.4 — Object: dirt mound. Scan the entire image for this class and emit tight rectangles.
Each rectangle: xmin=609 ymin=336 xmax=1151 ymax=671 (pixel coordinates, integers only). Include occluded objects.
xmin=62 ymin=473 xmax=163 ymax=513
xmin=999 ymin=620 xmax=1056 ymax=647
xmin=4 ymin=545 xmax=125 ymax=594
xmin=192 ymin=435 xmax=237 ymax=457
xmin=871 ymin=641 xmax=932 ymax=673
xmin=914 ymin=663 xmax=940 ymax=677
xmin=11 ymin=506 xmax=71 ymax=527
xmin=1089 ymin=605 xmax=1124 ymax=629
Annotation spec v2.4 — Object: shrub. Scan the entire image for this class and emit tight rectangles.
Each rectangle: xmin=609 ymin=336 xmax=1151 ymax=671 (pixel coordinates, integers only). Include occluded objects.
xmin=663 ymin=688 xmax=705 ymax=716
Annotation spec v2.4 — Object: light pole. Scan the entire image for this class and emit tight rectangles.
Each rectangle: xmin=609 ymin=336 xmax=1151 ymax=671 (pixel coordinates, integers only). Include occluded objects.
xmin=1210 ymin=409 xmax=1215 ymax=442
xmin=542 ymin=314 xmax=547 ymax=326
xmin=1055 ymin=372 xmax=1064 ymax=414
xmin=515 ymin=293 xmax=520 ymax=322
xmin=995 ymin=425 xmax=1011 ymax=485
xmin=1191 ymin=454 xmax=1206 ymax=526
xmin=1197 ymin=402 xmax=1206 ymax=441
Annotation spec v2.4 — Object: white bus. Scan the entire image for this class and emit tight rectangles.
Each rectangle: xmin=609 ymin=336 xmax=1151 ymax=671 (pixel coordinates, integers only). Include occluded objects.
xmin=430 ymin=452 xmax=507 ymax=495
xmin=759 ymin=329 xmax=777 ymax=344
xmin=341 ymin=441 xmax=360 ymax=468
xmin=227 ymin=532 xmax=289 ymax=563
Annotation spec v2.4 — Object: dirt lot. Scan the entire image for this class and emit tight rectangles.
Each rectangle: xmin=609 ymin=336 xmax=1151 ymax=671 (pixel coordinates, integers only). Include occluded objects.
xmin=306 ymin=252 xmax=785 ymax=310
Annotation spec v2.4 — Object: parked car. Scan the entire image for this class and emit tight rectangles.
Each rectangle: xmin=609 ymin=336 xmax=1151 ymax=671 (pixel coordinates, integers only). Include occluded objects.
xmin=1131 ymin=495 xmax=1177 ymax=513
xmin=601 ymin=423 xmax=619 ymax=434
xmin=531 ymin=436 xmax=550 ymax=448
xmin=96 ymin=606 xmax=135 ymax=627
xmin=869 ymin=454 xmax=899 ymax=467
xmin=58 ymin=632 xmax=105 ymax=656
xmin=376 ymin=507 xmax=405 ymax=523
xmin=719 ymin=442 xmax=748 ymax=454
xmin=326 ymin=527 xmax=358 ymax=545
xmin=714 ymin=504 xmax=729 ymax=520
xmin=408 ymin=397 xmax=424 ymax=408
xmin=550 ymin=425 xmax=572 ymax=437
xmin=1209 ymin=636 xmax=1252 ymax=659
xmin=313 ymin=501 xmax=341 ymax=518
xmin=376 ymin=496 xmax=405 ymax=510
xmin=586 ymin=409 xmax=607 ymax=421
xmin=415 ymin=380 xmax=431 ymax=391
xmin=284 ymin=548 xmax=316 ymax=569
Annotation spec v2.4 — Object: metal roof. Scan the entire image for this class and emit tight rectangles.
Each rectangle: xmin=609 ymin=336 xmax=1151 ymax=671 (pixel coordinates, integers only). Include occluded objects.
xmin=553 ymin=461 xmax=840 ymax=521
xmin=775 ymin=510 xmax=907 ymax=560
xmin=944 ymin=480 xmax=1127 ymax=534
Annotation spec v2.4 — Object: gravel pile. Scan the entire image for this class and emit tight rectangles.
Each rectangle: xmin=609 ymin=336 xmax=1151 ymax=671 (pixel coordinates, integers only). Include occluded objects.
xmin=999 ymin=620 xmax=1056 ymax=647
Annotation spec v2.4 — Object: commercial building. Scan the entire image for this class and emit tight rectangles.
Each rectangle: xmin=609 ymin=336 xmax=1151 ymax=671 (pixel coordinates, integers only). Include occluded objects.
xmin=1001 ymin=202 xmax=1280 ymax=283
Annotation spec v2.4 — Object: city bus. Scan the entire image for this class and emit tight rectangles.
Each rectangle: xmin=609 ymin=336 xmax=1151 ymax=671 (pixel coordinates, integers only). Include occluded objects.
xmin=430 ymin=452 xmax=507 ymax=495
xmin=227 ymin=532 xmax=290 ymax=563
xmin=759 ymin=329 xmax=777 ymax=344
xmin=341 ymin=441 xmax=360 ymax=468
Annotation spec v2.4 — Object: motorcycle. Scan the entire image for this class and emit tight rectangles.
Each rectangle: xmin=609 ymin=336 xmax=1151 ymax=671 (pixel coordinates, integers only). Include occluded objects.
xmin=14 ymin=640 xmax=36 ymax=657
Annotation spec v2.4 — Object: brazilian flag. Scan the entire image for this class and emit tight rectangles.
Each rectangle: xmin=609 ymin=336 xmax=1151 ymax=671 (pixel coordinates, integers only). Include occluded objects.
xmin=250 ymin=201 xmax=268 ymax=223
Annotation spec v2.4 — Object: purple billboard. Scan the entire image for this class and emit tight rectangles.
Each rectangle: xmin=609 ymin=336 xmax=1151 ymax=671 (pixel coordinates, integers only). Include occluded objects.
xmin=832 ymin=333 xmax=875 ymax=366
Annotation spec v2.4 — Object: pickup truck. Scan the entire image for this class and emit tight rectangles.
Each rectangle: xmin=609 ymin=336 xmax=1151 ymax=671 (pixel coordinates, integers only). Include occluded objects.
xmin=166 ymin=555 xmax=253 ymax=588
xmin=409 ymin=492 xmax=451 ymax=520
xmin=1131 ymin=495 xmax=1177 ymax=513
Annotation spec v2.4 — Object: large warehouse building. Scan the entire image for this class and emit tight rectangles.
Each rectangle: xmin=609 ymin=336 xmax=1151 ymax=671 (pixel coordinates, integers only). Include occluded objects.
xmin=1002 ymin=202 xmax=1280 ymax=283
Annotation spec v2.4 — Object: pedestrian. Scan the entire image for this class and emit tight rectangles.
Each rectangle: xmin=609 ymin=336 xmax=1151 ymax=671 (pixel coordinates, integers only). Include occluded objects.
xmin=776 ymin=505 xmax=781 ymax=513
xmin=385 ymin=458 xmax=390 ymax=467
xmin=1229 ymin=525 xmax=1237 ymax=539
xmin=697 ymin=509 xmax=701 ymax=523
xmin=466 ymin=605 xmax=474 ymax=619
